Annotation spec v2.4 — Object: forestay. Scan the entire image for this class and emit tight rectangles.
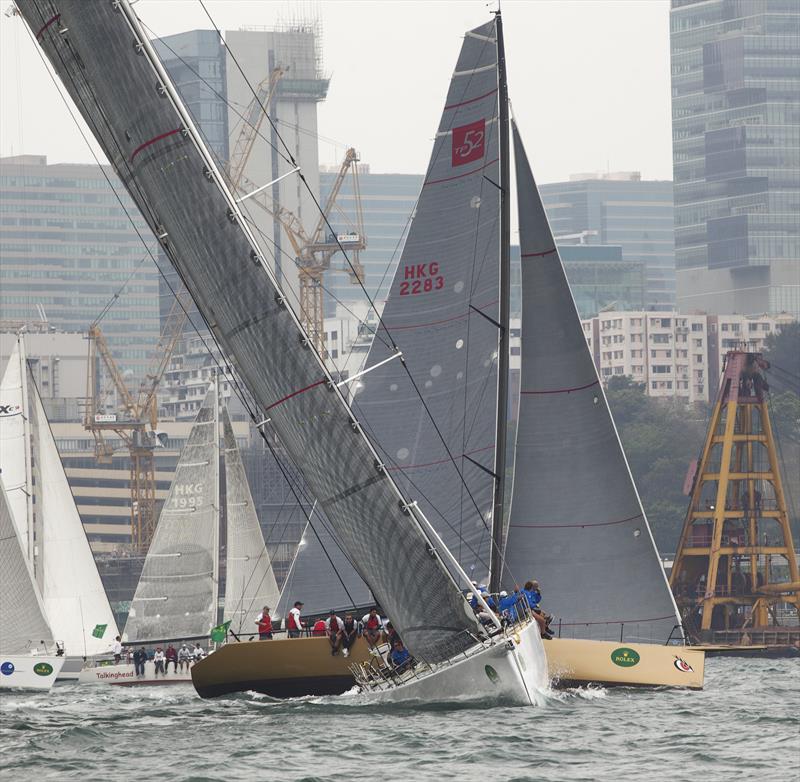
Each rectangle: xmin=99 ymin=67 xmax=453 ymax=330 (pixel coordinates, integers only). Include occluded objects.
xmin=502 ymin=124 xmax=682 ymax=644
xmin=32 ymin=377 xmax=119 ymax=655
xmin=0 ymin=477 xmax=54 ymax=655
xmin=354 ymin=20 xmax=500 ymax=582
xmin=124 ymin=384 xmax=219 ymax=642
xmin=22 ymin=0 xmax=481 ymax=662
xmin=222 ymin=407 xmax=280 ymax=634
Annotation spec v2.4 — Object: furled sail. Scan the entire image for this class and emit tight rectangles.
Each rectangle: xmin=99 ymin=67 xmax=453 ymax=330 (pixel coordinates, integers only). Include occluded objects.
xmin=22 ymin=0 xmax=481 ymax=662
xmin=354 ymin=20 xmax=501 ymax=582
xmin=0 ymin=477 xmax=54 ymax=655
xmin=32 ymin=375 xmax=119 ymax=655
xmin=276 ymin=518 xmax=372 ymax=620
xmin=502 ymin=123 xmax=682 ymax=644
xmin=221 ymin=406 xmax=280 ymax=634
xmin=124 ymin=384 xmax=219 ymax=642
xmin=0 ymin=340 xmax=32 ymax=549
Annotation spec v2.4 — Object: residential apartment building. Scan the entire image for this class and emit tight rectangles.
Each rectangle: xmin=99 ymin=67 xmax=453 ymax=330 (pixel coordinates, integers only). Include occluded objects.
xmin=670 ymin=0 xmax=800 ymax=317
xmin=582 ymin=310 xmax=793 ymax=404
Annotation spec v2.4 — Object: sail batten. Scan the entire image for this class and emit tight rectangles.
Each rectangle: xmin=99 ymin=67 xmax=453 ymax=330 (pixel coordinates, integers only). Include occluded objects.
xmin=22 ymin=0 xmax=482 ymax=661
xmin=503 ymin=123 xmax=682 ymax=644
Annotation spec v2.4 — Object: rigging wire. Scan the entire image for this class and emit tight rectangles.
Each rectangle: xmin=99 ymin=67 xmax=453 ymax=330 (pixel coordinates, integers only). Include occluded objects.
xmin=21 ymin=8 xmax=361 ymax=610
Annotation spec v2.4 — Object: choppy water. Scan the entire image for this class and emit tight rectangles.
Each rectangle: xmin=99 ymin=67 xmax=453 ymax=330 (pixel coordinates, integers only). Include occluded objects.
xmin=1 ymin=657 xmax=798 ymax=782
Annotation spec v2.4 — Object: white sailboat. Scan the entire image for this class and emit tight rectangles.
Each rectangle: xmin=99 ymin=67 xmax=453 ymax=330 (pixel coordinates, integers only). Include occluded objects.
xmin=0 ymin=337 xmax=119 ymax=680
xmin=22 ymin=0 xmax=548 ymax=705
xmin=0 ymin=477 xmax=64 ymax=691
xmin=80 ymin=381 xmax=280 ymax=685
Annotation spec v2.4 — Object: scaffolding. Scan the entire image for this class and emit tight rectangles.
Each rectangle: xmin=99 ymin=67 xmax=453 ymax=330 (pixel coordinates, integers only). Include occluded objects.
xmin=670 ymin=350 xmax=800 ymax=645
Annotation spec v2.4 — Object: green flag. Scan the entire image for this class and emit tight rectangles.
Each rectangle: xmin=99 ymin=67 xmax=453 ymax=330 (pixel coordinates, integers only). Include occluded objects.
xmin=210 ymin=620 xmax=231 ymax=643
xmin=92 ymin=623 xmax=108 ymax=639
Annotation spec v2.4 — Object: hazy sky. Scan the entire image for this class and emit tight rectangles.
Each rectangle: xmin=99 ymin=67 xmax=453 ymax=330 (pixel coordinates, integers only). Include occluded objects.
xmin=0 ymin=0 xmax=674 ymax=184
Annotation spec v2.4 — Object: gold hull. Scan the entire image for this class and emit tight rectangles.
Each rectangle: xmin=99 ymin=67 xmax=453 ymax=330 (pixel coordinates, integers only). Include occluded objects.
xmin=191 ymin=635 xmax=704 ymax=698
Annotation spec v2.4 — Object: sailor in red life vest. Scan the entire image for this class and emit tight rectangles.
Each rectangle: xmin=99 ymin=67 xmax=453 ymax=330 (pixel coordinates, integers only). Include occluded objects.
xmin=361 ymin=607 xmax=384 ymax=647
xmin=255 ymin=605 xmax=273 ymax=640
xmin=287 ymin=600 xmax=305 ymax=638
xmin=325 ymin=610 xmax=344 ymax=656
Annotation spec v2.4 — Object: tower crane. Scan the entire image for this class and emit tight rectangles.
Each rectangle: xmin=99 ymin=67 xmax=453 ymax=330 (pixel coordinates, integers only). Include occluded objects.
xmin=84 ymin=294 xmax=189 ymax=551
xmin=226 ymin=68 xmax=366 ymax=354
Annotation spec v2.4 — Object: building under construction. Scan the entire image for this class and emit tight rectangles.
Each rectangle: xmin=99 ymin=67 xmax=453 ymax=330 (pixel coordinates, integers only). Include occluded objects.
xmin=670 ymin=350 xmax=799 ymax=649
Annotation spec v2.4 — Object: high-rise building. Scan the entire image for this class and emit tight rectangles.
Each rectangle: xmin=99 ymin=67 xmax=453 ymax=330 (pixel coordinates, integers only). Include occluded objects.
xmin=539 ymin=173 xmax=676 ymax=310
xmin=670 ymin=0 xmax=800 ymax=317
xmin=0 ymin=155 xmax=160 ymax=383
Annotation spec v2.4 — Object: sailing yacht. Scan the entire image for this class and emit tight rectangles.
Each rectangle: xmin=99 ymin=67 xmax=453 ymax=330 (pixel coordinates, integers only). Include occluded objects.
xmin=79 ymin=381 xmax=281 ymax=685
xmin=0 ymin=337 xmax=119 ymax=681
xmin=21 ymin=0 xmax=548 ymax=706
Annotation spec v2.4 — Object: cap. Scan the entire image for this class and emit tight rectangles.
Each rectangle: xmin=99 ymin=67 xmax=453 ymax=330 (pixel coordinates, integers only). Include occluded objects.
xmin=499 ymin=590 xmax=508 ymax=597
xmin=328 ymin=609 xmax=335 ymax=614
xmin=294 ymin=600 xmax=304 ymax=607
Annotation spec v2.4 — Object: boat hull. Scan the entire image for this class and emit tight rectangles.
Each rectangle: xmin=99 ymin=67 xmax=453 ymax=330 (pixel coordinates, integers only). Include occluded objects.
xmin=78 ymin=659 xmax=194 ymax=686
xmin=546 ymin=638 xmax=704 ymax=689
xmin=359 ymin=619 xmax=547 ymax=706
xmin=0 ymin=655 xmax=64 ymax=691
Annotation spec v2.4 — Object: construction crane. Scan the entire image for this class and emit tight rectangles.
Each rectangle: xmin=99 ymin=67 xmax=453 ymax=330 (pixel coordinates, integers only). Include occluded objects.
xmin=226 ymin=68 xmax=365 ymax=353
xmin=84 ymin=294 xmax=189 ymax=552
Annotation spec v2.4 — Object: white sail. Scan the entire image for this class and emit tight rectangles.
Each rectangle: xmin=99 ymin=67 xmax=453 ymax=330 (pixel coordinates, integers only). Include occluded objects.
xmin=0 ymin=339 xmax=32 ymax=550
xmin=0 ymin=477 xmax=54 ymax=655
xmin=221 ymin=407 xmax=280 ymax=634
xmin=124 ymin=383 xmax=220 ymax=642
xmin=32 ymin=374 xmax=119 ymax=656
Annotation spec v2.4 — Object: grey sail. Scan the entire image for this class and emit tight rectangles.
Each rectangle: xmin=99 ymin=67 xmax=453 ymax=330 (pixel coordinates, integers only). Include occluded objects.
xmin=22 ymin=0 xmax=481 ymax=662
xmin=0 ymin=477 xmax=54 ymax=654
xmin=221 ymin=407 xmax=280 ymax=634
xmin=276 ymin=517 xmax=372 ymax=620
xmin=354 ymin=20 xmax=500 ymax=581
xmin=124 ymin=385 xmax=219 ymax=642
xmin=502 ymin=123 xmax=682 ymax=644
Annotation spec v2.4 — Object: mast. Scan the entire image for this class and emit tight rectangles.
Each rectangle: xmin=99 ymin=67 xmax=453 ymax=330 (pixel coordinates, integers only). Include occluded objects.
xmin=212 ymin=372 xmax=220 ymax=629
xmin=490 ymin=10 xmax=511 ymax=594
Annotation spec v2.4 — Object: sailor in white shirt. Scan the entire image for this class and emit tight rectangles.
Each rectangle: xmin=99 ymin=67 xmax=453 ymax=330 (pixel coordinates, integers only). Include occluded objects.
xmin=153 ymin=647 xmax=166 ymax=676
xmin=324 ymin=611 xmax=344 ymax=656
xmin=287 ymin=601 xmax=305 ymax=638
xmin=112 ymin=635 xmax=123 ymax=664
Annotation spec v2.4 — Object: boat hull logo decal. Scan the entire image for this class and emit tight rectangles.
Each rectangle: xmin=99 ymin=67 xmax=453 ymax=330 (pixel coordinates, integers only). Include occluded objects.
xmin=1 ymin=661 xmax=14 ymax=675
xmin=33 ymin=662 xmax=54 ymax=677
xmin=484 ymin=665 xmax=499 ymax=684
xmin=610 ymin=647 xmax=640 ymax=667
xmin=673 ymin=656 xmax=693 ymax=673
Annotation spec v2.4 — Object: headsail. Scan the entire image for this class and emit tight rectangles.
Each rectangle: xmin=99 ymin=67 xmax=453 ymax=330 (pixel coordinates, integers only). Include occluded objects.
xmin=354 ymin=20 xmax=501 ymax=581
xmin=22 ymin=0 xmax=482 ymax=662
xmin=31 ymin=372 xmax=119 ymax=655
xmin=221 ymin=406 xmax=280 ymax=634
xmin=502 ymin=123 xmax=682 ymax=644
xmin=124 ymin=383 xmax=219 ymax=642
xmin=0 ymin=477 xmax=54 ymax=655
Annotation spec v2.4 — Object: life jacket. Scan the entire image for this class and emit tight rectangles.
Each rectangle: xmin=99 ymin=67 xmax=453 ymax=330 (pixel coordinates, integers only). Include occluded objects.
xmin=312 ymin=619 xmax=326 ymax=637
xmin=366 ymin=614 xmax=381 ymax=630
xmin=287 ymin=610 xmax=300 ymax=630
xmin=343 ymin=618 xmax=356 ymax=633
xmin=328 ymin=616 xmax=340 ymax=633
xmin=258 ymin=614 xmax=273 ymax=634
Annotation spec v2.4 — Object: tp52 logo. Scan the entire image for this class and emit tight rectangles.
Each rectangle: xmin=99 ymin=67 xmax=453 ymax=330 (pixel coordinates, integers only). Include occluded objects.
xmin=0 ymin=403 xmax=22 ymax=416
xmin=610 ymin=647 xmax=640 ymax=667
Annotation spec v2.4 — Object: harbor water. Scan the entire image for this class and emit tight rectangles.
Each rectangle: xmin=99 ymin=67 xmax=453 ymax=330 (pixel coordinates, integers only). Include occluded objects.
xmin=1 ymin=656 xmax=797 ymax=781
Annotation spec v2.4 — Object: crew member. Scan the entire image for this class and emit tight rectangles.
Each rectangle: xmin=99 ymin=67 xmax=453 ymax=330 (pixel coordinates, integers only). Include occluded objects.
xmin=287 ymin=601 xmax=305 ymax=638
xmin=255 ymin=605 xmax=273 ymax=640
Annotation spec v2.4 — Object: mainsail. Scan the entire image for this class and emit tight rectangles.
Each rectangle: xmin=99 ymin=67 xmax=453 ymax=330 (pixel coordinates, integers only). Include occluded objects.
xmin=354 ymin=19 xmax=501 ymax=581
xmin=125 ymin=384 xmax=219 ymax=642
xmin=22 ymin=0 xmax=481 ymax=662
xmin=502 ymin=124 xmax=682 ymax=644
xmin=0 ymin=477 xmax=54 ymax=655
xmin=0 ymin=340 xmax=32 ymax=550
xmin=221 ymin=407 xmax=280 ymax=634
xmin=31 ymin=377 xmax=119 ymax=656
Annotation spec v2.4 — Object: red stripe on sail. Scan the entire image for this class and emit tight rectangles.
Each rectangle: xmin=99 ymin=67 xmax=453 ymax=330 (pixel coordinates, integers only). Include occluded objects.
xmin=509 ymin=512 xmax=643 ymax=529
xmin=386 ymin=299 xmax=498 ymax=332
xmin=265 ymin=379 xmax=326 ymax=411
xmin=36 ymin=14 xmax=61 ymax=39
xmin=130 ymin=128 xmax=183 ymax=163
xmin=521 ymin=247 xmax=557 ymax=258
xmin=444 ymin=88 xmax=498 ymax=111
xmin=520 ymin=380 xmax=600 ymax=396
xmin=424 ymin=158 xmax=498 ymax=187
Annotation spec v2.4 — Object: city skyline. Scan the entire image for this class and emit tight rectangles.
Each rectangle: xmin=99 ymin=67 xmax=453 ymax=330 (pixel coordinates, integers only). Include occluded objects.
xmin=0 ymin=1 xmax=674 ymax=183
